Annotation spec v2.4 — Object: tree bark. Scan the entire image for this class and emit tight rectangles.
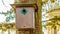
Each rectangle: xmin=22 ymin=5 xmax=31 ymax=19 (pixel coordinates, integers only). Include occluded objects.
xmin=35 ymin=0 xmax=42 ymax=34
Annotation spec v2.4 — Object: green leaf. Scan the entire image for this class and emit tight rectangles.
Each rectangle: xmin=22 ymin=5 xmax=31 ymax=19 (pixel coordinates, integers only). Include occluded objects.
xmin=6 ymin=17 xmax=10 ymax=22
xmin=1 ymin=12 xmax=8 ymax=16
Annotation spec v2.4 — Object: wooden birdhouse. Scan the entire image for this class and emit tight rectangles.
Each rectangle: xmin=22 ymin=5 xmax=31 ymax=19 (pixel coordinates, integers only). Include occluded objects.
xmin=11 ymin=4 xmax=37 ymax=30
xmin=19 ymin=0 xmax=28 ymax=3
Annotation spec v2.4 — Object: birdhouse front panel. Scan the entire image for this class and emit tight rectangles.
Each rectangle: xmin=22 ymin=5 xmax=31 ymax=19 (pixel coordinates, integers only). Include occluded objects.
xmin=16 ymin=7 xmax=35 ymax=29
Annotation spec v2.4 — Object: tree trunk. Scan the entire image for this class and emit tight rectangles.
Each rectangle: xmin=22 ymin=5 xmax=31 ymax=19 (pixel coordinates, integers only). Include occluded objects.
xmin=35 ymin=0 xmax=42 ymax=34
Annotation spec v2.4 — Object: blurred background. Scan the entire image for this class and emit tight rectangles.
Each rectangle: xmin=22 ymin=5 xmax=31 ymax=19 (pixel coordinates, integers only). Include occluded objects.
xmin=0 ymin=0 xmax=60 ymax=34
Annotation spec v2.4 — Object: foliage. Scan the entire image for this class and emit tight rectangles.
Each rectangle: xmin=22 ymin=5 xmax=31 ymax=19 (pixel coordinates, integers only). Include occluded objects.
xmin=0 ymin=8 xmax=15 ymax=22
xmin=0 ymin=8 xmax=16 ymax=31
xmin=44 ymin=16 xmax=60 ymax=28
xmin=43 ymin=16 xmax=60 ymax=34
xmin=0 ymin=22 xmax=15 ymax=31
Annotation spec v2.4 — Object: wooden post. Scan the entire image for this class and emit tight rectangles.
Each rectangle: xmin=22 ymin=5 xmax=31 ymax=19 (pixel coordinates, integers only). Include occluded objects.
xmin=35 ymin=0 xmax=42 ymax=34
xmin=29 ymin=0 xmax=42 ymax=34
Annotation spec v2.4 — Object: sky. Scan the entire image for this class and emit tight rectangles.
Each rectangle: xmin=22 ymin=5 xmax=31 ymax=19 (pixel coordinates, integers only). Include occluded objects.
xmin=0 ymin=0 xmax=14 ymax=22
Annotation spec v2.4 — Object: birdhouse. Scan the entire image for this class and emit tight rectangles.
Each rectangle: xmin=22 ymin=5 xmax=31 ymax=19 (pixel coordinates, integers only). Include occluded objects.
xmin=11 ymin=4 xmax=37 ymax=30
xmin=19 ymin=0 xmax=28 ymax=3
